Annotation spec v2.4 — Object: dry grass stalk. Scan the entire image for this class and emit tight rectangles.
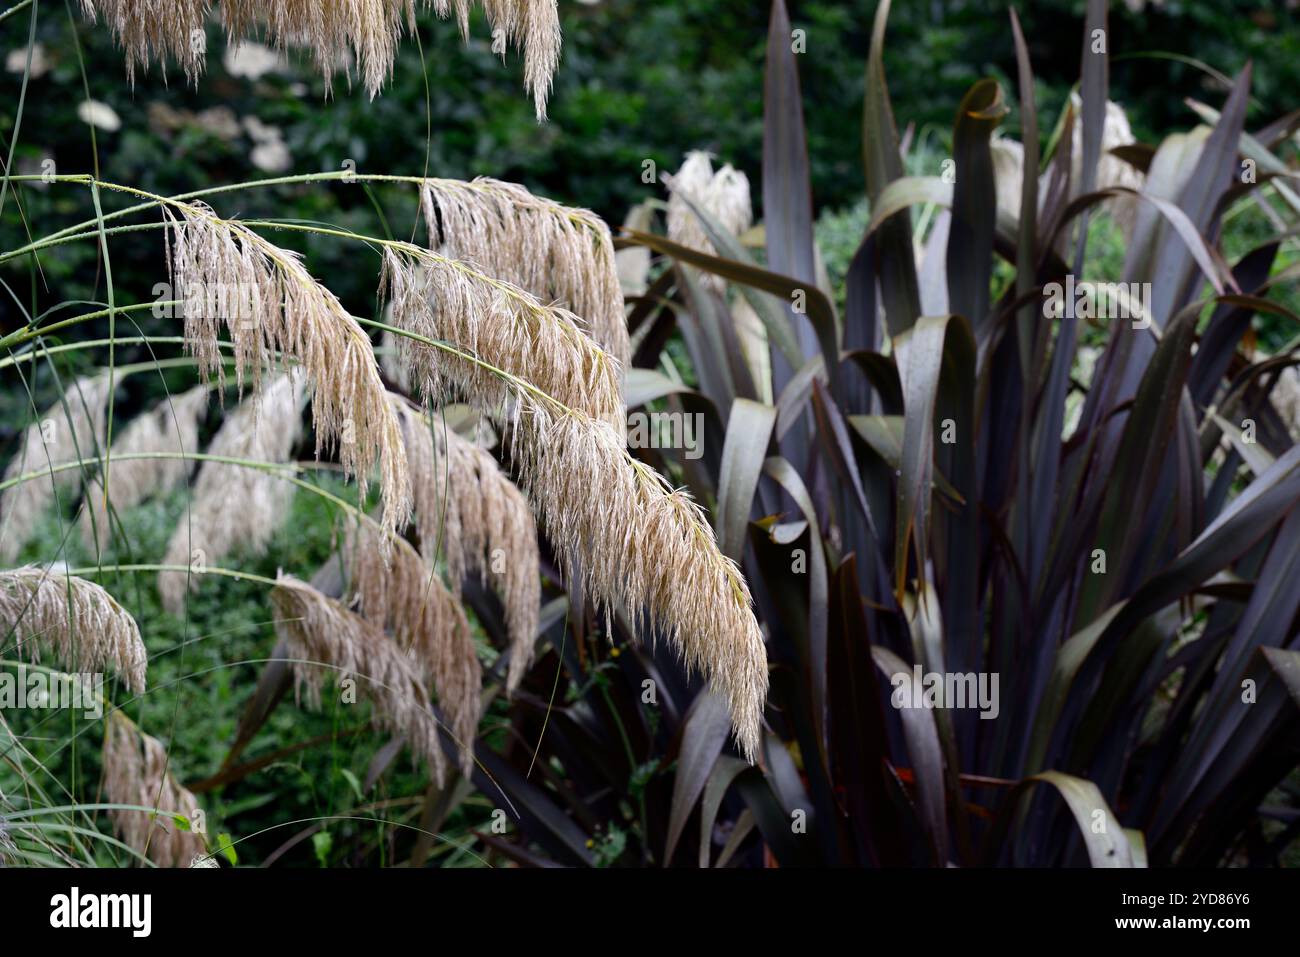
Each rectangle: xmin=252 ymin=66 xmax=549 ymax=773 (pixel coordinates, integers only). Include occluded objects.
xmin=419 ymin=178 xmax=627 ymax=364
xmin=103 ymin=713 xmax=208 ymax=867
xmin=340 ymin=516 xmax=481 ymax=773
xmin=81 ymin=384 xmax=210 ymax=551
xmin=392 ymin=397 xmax=538 ymax=694
xmin=167 ymin=201 xmax=411 ymax=541
xmin=511 ymin=403 xmax=767 ymax=759
xmin=665 ymin=151 xmax=753 ymax=291
xmin=0 ymin=373 xmax=113 ymax=565
xmin=270 ymin=573 xmax=448 ymax=782
xmin=0 ymin=567 xmax=148 ymax=694
xmin=380 ymin=247 xmax=624 ymax=429
xmin=158 ymin=374 xmax=302 ymax=614
xmin=81 ymin=0 xmax=561 ymax=117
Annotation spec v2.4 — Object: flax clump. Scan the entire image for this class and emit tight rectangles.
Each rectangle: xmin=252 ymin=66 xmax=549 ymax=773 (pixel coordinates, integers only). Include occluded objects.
xmin=167 ymin=201 xmax=411 ymax=542
xmin=271 ymin=573 xmax=448 ymax=782
xmin=419 ymin=178 xmax=627 ymax=365
xmin=103 ymin=713 xmax=208 ymax=867
xmin=0 ymin=567 xmax=148 ymax=694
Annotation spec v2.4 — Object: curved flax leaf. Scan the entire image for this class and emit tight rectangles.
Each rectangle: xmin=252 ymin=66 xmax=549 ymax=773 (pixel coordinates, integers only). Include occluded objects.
xmin=864 ymin=177 xmax=1020 ymax=264
xmin=893 ymin=314 xmax=976 ymax=601
xmin=664 ymin=690 xmax=732 ymax=865
xmin=948 ymin=78 xmax=1008 ymax=334
xmin=716 ymin=400 xmax=777 ymax=561
xmin=990 ymin=771 xmax=1136 ymax=868
xmin=872 ymin=645 xmax=948 ymax=865
xmin=673 ymin=191 xmax=802 ymax=369
xmin=622 ymin=227 xmax=837 ymax=391
xmin=863 ymin=0 xmax=920 ymax=336
xmin=763 ymin=0 xmax=819 ymax=370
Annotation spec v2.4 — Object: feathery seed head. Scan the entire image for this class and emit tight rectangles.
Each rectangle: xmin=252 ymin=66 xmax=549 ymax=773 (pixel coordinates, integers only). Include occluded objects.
xmin=0 ymin=373 xmax=113 ymax=564
xmin=0 ymin=567 xmax=148 ymax=694
xmin=665 ymin=152 xmax=754 ymax=292
xmin=419 ymin=178 xmax=628 ymax=365
xmin=380 ymin=247 xmax=625 ymax=430
xmin=271 ymin=573 xmax=448 ymax=781
xmin=166 ymin=201 xmax=411 ymax=542
xmin=84 ymin=0 xmax=561 ymax=118
xmin=339 ymin=516 xmax=481 ymax=773
xmin=103 ymin=713 xmax=208 ymax=867
xmin=511 ymin=403 xmax=768 ymax=759
xmin=82 ymin=384 xmax=210 ymax=551
xmin=392 ymin=397 xmax=539 ymax=695
xmin=158 ymin=375 xmax=302 ymax=614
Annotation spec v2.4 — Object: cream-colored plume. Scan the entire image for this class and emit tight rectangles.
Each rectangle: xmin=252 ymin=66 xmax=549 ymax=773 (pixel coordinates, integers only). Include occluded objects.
xmin=339 ymin=517 xmax=481 ymax=773
xmin=0 ymin=567 xmax=147 ymax=693
xmin=80 ymin=0 xmax=562 ymax=118
xmin=990 ymin=135 xmax=1026 ymax=225
xmin=166 ymin=201 xmax=411 ymax=541
xmin=158 ymin=375 xmax=302 ymax=615
xmin=512 ymin=404 xmax=768 ymax=760
xmin=379 ymin=327 xmax=412 ymax=393
xmin=419 ymin=178 xmax=627 ymax=365
xmin=995 ymin=98 xmax=1145 ymax=232
xmin=81 ymin=384 xmax=210 ymax=551
xmin=103 ymin=713 xmax=208 ymax=867
xmin=0 ymin=373 xmax=113 ymax=564
xmin=380 ymin=247 xmax=624 ymax=429
xmin=271 ymin=573 xmax=448 ymax=782
xmin=392 ymin=397 xmax=538 ymax=694
xmin=665 ymin=151 xmax=753 ymax=291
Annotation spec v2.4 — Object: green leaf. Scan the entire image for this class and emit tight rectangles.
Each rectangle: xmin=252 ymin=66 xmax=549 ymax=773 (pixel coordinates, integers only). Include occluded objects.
xmin=215 ymin=832 xmax=238 ymax=866
xmin=312 ymin=830 xmax=333 ymax=867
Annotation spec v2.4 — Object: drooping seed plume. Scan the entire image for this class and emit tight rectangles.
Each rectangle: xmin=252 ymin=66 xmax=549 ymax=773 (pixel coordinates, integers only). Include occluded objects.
xmin=158 ymin=375 xmax=302 ymax=615
xmin=0 ymin=373 xmax=113 ymax=565
xmin=380 ymin=247 xmax=624 ymax=429
xmin=103 ymin=713 xmax=208 ymax=867
xmin=1068 ymin=95 xmax=1145 ymax=231
xmin=665 ymin=151 xmax=753 ymax=291
xmin=80 ymin=0 xmax=562 ymax=118
xmin=382 ymin=242 xmax=764 ymax=753
xmin=270 ymin=574 xmax=448 ymax=782
xmin=339 ymin=517 xmax=481 ymax=773
xmin=419 ymin=178 xmax=628 ymax=364
xmin=82 ymin=384 xmax=210 ymax=551
xmin=511 ymin=402 xmax=768 ymax=760
xmin=392 ymin=397 xmax=538 ymax=694
xmin=0 ymin=566 xmax=147 ymax=694
xmin=166 ymin=200 xmax=411 ymax=541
